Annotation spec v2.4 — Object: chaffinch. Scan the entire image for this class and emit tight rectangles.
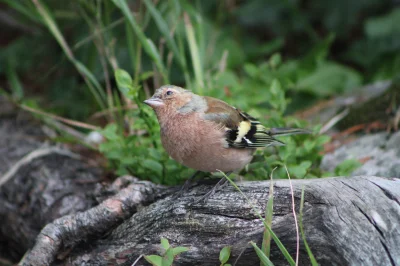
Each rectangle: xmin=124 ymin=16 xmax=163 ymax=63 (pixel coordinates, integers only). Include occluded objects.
xmin=144 ymin=85 xmax=310 ymax=174
xmin=144 ymin=85 xmax=310 ymax=176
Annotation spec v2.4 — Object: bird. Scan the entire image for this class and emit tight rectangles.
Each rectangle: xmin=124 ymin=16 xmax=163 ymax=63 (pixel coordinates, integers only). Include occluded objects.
xmin=144 ymin=85 xmax=310 ymax=196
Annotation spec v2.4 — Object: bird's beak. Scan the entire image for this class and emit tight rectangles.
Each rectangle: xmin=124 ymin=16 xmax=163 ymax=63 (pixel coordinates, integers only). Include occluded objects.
xmin=144 ymin=97 xmax=164 ymax=107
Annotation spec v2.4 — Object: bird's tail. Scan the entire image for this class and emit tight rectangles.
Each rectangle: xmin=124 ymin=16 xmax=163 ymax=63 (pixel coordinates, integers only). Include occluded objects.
xmin=252 ymin=125 xmax=311 ymax=147
xmin=267 ymin=127 xmax=312 ymax=137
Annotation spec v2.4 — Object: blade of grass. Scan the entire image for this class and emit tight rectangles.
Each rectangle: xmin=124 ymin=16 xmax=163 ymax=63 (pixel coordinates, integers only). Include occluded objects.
xmin=31 ymin=0 xmax=107 ymax=110
xmin=78 ymin=5 xmax=115 ymax=122
xmin=125 ymin=20 xmax=143 ymax=87
xmin=250 ymin=241 xmax=274 ymax=266
xmin=261 ymin=167 xmax=277 ymax=260
xmin=219 ymin=171 xmax=296 ymax=266
xmin=112 ymin=0 xmax=169 ymax=83
xmin=299 ymin=186 xmax=318 ymax=266
xmin=170 ymin=0 xmax=190 ymax=86
xmin=184 ymin=12 xmax=204 ymax=92
xmin=284 ymin=165 xmax=299 ymax=266
xmin=73 ymin=17 xmax=125 ymax=50
xmin=143 ymin=0 xmax=187 ymax=71
xmin=112 ymin=89 xmax=125 ymax=134
xmin=6 ymin=59 xmax=24 ymax=101
xmin=2 ymin=0 xmax=42 ymax=23
xmin=193 ymin=3 xmax=206 ymax=68
xmin=74 ymin=61 xmax=107 ymax=109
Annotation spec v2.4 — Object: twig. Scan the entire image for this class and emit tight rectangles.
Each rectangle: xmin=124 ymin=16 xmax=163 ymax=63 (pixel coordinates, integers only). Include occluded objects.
xmin=0 ymin=147 xmax=80 ymax=187
xmin=20 ymin=104 xmax=100 ymax=131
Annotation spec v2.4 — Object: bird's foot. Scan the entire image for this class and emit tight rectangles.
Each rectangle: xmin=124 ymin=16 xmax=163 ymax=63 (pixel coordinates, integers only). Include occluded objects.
xmin=173 ymin=171 xmax=201 ymax=199
xmin=194 ymin=177 xmax=229 ymax=204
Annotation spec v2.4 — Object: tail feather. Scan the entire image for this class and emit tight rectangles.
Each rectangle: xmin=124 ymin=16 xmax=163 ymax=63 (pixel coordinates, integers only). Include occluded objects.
xmin=226 ymin=123 xmax=311 ymax=149
xmin=268 ymin=127 xmax=312 ymax=137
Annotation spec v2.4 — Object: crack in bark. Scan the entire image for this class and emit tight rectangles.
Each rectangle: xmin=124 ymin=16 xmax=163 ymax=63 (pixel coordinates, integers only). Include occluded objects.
xmin=339 ymin=180 xmax=359 ymax=193
xmin=380 ymin=239 xmax=396 ymax=266
xmin=369 ymin=180 xmax=400 ymax=206
xmin=334 ymin=205 xmax=348 ymax=226
xmin=353 ymin=203 xmax=385 ymax=239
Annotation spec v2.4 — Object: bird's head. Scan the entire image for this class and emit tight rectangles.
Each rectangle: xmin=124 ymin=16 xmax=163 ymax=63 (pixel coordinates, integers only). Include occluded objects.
xmin=144 ymin=85 xmax=193 ymax=113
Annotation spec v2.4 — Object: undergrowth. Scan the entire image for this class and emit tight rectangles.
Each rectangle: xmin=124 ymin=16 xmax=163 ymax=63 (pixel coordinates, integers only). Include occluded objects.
xmin=2 ymin=0 xmax=399 ymax=183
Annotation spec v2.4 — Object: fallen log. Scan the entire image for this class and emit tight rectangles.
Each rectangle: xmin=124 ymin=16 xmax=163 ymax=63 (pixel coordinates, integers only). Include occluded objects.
xmin=19 ymin=175 xmax=400 ymax=266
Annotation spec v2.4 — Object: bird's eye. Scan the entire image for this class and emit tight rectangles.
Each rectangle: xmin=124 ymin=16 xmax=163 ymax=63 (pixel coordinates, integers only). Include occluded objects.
xmin=166 ymin=90 xmax=173 ymax=96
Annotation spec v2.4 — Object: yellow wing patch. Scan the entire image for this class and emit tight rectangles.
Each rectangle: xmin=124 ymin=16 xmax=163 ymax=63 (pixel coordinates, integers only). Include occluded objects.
xmin=234 ymin=121 xmax=251 ymax=143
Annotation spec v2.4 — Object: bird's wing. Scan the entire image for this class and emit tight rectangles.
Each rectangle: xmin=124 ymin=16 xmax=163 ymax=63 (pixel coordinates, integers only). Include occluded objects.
xmin=202 ymin=96 xmax=285 ymax=148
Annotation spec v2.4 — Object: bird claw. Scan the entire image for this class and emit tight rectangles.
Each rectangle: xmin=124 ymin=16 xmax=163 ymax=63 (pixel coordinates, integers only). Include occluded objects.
xmin=193 ymin=177 xmax=229 ymax=204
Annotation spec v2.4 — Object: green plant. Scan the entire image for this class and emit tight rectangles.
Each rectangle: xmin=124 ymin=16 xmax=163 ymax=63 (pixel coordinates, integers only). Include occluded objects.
xmin=220 ymin=171 xmax=296 ymax=266
xmin=334 ymin=159 xmax=362 ymax=176
xmin=219 ymin=246 xmax=232 ymax=266
xmin=251 ymin=241 xmax=274 ymax=266
xmin=144 ymin=237 xmax=189 ymax=266
xmin=299 ymin=187 xmax=318 ymax=266
xmin=261 ymin=169 xmax=276 ymax=259
xmin=3 ymin=0 xmax=390 ymax=182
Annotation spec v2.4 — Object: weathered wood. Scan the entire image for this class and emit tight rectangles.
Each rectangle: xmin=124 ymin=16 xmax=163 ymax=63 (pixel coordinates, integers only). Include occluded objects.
xmin=2 ymin=104 xmax=400 ymax=266
xmin=0 ymin=111 xmax=103 ymax=263
xmin=53 ymin=176 xmax=398 ymax=266
xmin=15 ymin=175 xmax=400 ymax=266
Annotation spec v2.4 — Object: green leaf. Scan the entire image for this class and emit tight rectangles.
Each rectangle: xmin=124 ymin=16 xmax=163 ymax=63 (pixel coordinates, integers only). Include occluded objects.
xmin=334 ymin=159 xmax=362 ymax=176
xmin=172 ymin=246 xmax=189 ymax=256
xmin=315 ymin=135 xmax=331 ymax=146
xmin=270 ymin=79 xmax=281 ymax=96
xmin=115 ymin=69 xmax=134 ymax=98
xmin=365 ymin=8 xmax=400 ymax=38
xmin=219 ymin=246 xmax=231 ymax=264
xmin=296 ymin=62 xmax=362 ymax=97
xmin=145 ymin=255 xmax=163 ymax=266
xmin=269 ymin=53 xmax=281 ymax=69
xmin=244 ymin=63 xmax=259 ymax=78
xmin=161 ymin=238 xmax=170 ymax=250
xmin=250 ymin=241 xmax=274 ymax=266
xmin=303 ymin=140 xmax=315 ymax=152
xmin=162 ymin=248 xmax=174 ymax=266
xmin=215 ymin=71 xmax=240 ymax=89
xmin=119 ymin=156 xmax=137 ymax=165
xmin=142 ymin=159 xmax=163 ymax=176
xmin=289 ymin=161 xmax=312 ymax=178
xmin=99 ymin=124 xmax=120 ymax=141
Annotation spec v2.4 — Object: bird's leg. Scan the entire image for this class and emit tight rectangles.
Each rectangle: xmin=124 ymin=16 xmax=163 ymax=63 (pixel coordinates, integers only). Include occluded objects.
xmin=175 ymin=170 xmax=202 ymax=198
xmin=196 ymin=172 xmax=232 ymax=203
